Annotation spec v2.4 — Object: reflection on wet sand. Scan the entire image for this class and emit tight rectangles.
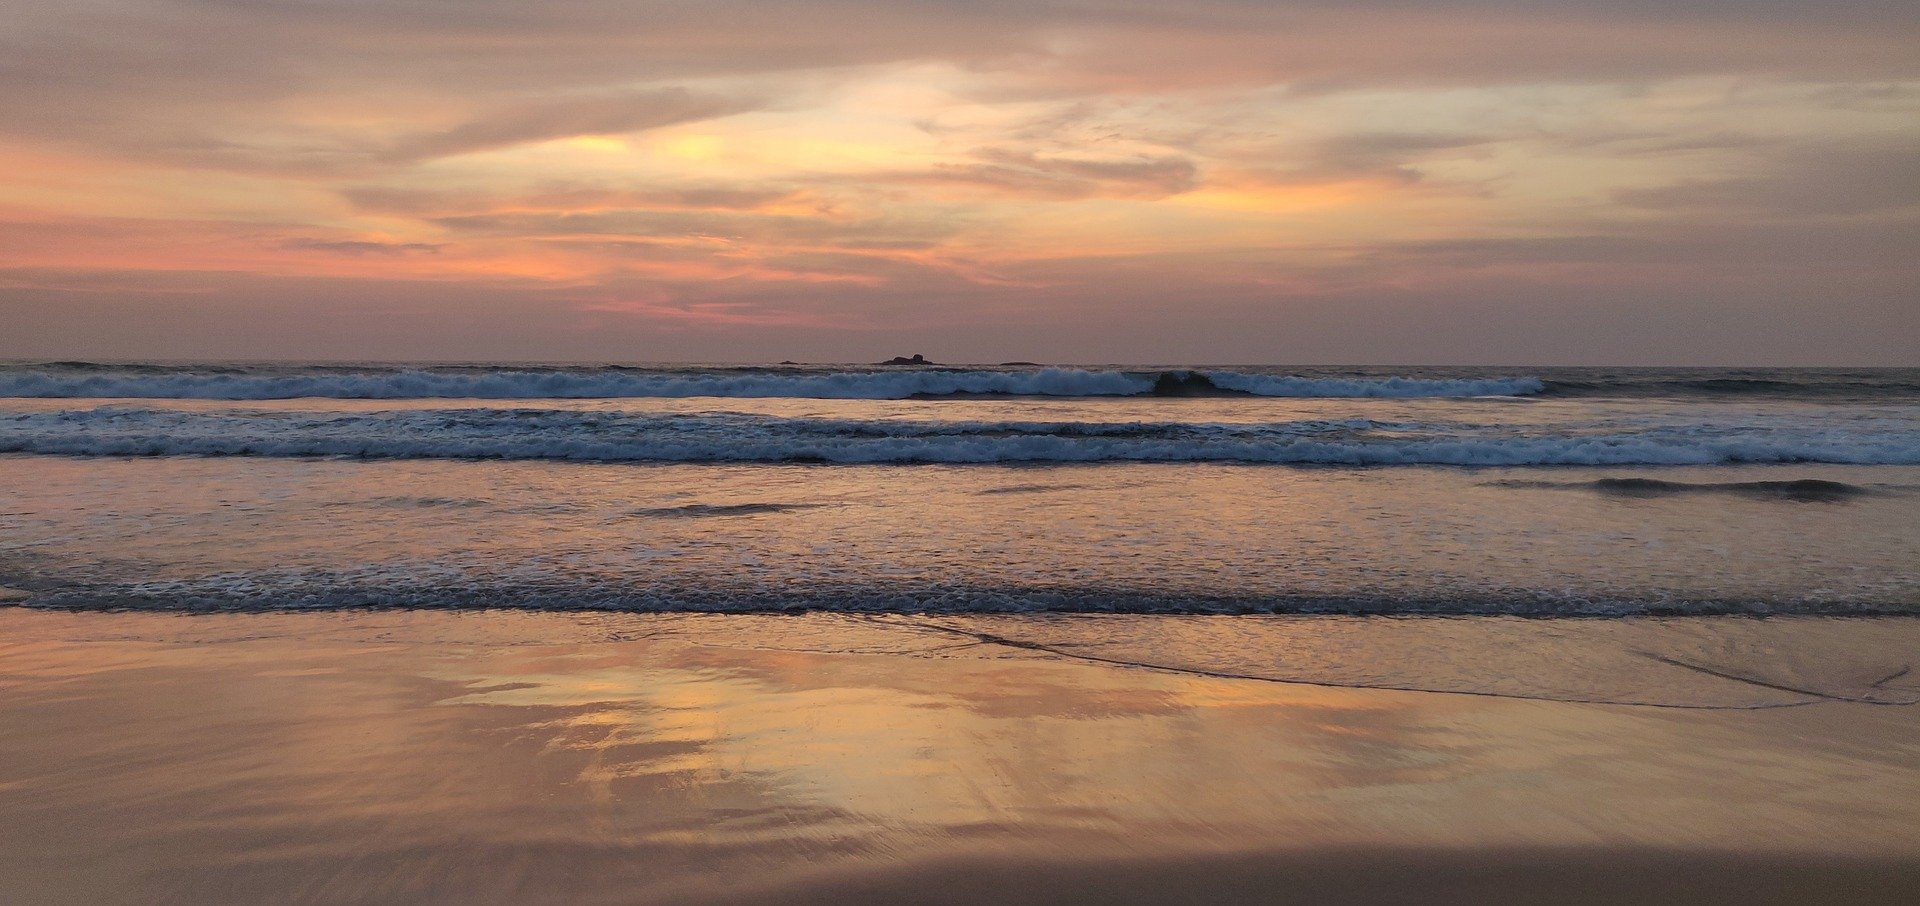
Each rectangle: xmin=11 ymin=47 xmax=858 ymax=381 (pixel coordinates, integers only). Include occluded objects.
xmin=1 ymin=609 xmax=1917 ymax=904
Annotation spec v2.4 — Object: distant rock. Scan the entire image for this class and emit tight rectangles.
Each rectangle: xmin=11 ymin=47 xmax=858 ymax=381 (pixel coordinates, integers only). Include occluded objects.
xmin=999 ymin=361 xmax=1042 ymax=367
xmin=877 ymin=354 xmax=935 ymax=366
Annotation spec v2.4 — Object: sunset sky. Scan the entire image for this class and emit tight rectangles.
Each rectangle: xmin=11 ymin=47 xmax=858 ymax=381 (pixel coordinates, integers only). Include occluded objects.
xmin=3 ymin=1 xmax=1916 ymax=364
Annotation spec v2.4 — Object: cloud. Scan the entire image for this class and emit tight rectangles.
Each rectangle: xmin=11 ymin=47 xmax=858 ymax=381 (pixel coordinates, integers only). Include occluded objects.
xmin=872 ymin=149 xmax=1200 ymax=199
xmin=1372 ymin=220 xmax=1920 ymax=270
xmin=278 ymin=239 xmax=444 ymax=256
xmin=7 ymin=3 xmax=1917 ymax=167
xmin=1614 ymin=138 xmax=1920 ymax=218
xmin=341 ymin=184 xmax=803 ymax=217
xmin=425 ymin=207 xmax=963 ymax=253
xmin=6 ymin=247 xmax=1916 ymax=365
xmin=383 ymin=89 xmax=759 ymax=162
xmin=1304 ymin=133 xmax=1493 ymax=179
xmin=3 ymin=2 xmax=1918 ymax=364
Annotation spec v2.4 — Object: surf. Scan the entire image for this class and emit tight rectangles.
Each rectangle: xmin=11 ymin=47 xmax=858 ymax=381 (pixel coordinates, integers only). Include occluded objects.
xmin=5 ymin=407 xmax=1918 ymax=465
xmin=0 ymin=365 xmax=1545 ymax=401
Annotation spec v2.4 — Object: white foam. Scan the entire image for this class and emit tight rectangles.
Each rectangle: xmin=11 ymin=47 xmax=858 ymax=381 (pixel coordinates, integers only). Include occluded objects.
xmin=0 ymin=367 xmax=1544 ymax=400
xmin=4 ymin=407 xmax=1916 ymax=465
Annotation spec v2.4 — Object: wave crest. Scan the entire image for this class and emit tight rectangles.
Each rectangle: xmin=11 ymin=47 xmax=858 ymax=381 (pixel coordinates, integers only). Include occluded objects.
xmin=0 ymin=367 xmax=1545 ymax=400
xmin=4 ymin=407 xmax=1916 ymax=465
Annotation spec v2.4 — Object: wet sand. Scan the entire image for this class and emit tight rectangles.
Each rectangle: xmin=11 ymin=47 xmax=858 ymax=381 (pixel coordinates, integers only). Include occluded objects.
xmin=2 ymin=609 xmax=1917 ymax=904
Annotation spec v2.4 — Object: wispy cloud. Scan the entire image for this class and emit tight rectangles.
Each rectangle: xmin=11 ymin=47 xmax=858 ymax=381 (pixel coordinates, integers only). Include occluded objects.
xmin=1614 ymin=138 xmax=1920 ymax=218
xmin=383 ymin=89 xmax=760 ymax=162
xmin=870 ymin=148 xmax=1200 ymax=199
xmin=278 ymin=239 xmax=444 ymax=256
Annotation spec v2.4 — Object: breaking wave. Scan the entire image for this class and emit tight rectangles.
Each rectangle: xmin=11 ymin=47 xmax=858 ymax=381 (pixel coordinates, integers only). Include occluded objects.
xmin=0 ymin=366 xmax=1543 ymax=400
xmin=4 ymin=407 xmax=1917 ymax=465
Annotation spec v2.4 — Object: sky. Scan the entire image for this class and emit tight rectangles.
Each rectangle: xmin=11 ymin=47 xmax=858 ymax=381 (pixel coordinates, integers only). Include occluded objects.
xmin=2 ymin=1 xmax=1916 ymax=365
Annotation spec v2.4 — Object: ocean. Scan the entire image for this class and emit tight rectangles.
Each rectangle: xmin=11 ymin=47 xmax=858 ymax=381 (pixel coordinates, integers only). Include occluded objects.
xmin=2 ymin=361 xmax=1915 ymax=618
xmin=6 ymin=361 xmax=1920 ymax=903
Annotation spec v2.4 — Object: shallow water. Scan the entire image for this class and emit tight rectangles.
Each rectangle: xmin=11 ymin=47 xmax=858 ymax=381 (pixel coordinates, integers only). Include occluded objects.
xmin=1 ymin=455 xmax=1916 ymax=615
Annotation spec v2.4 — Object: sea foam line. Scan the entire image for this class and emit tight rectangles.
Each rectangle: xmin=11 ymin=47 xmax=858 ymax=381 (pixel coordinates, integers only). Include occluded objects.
xmin=3 ymin=408 xmax=1916 ymax=465
xmin=0 ymin=368 xmax=1546 ymax=400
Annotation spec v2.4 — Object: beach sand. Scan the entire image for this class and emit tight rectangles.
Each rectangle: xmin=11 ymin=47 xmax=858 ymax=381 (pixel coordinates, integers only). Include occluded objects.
xmin=2 ymin=608 xmax=1916 ymax=904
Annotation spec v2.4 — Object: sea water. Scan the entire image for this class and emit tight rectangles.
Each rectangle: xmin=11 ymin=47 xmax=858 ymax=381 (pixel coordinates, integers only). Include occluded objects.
xmin=1 ymin=362 xmax=1916 ymax=616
